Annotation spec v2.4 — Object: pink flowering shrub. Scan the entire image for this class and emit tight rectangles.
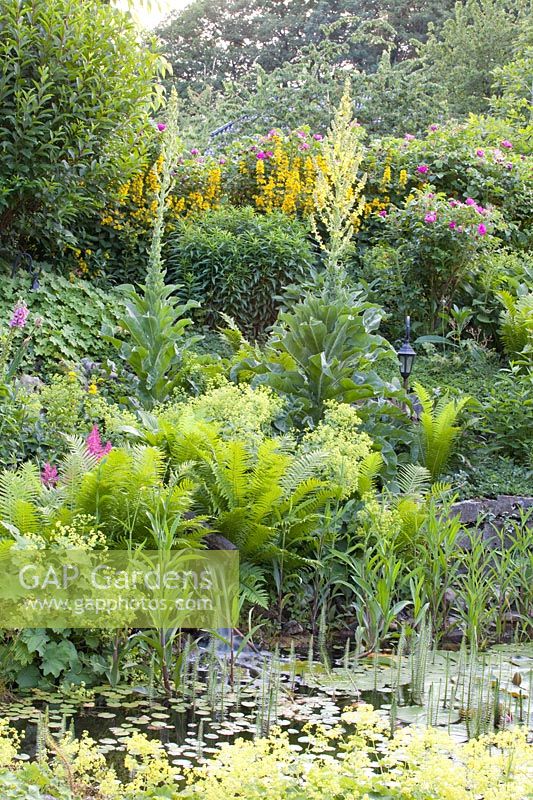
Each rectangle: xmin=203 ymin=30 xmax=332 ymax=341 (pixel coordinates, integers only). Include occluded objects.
xmin=362 ymin=116 xmax=529 ymax=251
xmin=382 ymin=188 xmax=501 ymax=327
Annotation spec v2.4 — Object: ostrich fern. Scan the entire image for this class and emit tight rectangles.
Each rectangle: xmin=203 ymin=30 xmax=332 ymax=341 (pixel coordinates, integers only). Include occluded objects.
xmin=413 ymin=382 xmax=471 ymax=480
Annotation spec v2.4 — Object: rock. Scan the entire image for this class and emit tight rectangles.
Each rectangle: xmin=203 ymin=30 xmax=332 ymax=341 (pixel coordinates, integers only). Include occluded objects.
xmin=203 ymin=533 xmax=238 ymax=551
xmin=284 ymin=620 xmax=304 ymax=635
xmin=451 ymin=500 xmax=485 ymax=524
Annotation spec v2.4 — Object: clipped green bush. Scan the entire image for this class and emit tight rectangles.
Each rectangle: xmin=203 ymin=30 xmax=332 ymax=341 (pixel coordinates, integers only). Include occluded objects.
xmin=165 ymin=207 xmax=315 ymax=337
xmin=0 ymin=0 xmax=163 ymax=257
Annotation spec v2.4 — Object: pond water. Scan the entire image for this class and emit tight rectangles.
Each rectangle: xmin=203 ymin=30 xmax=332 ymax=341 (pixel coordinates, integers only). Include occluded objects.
xmin=2 ymin=640 xmax=532 ymax=781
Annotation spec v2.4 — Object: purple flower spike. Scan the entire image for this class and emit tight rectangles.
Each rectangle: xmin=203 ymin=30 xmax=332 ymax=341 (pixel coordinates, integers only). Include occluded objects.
xmin=41 ymin=462 xmax=58 ymax=488
xmin=86 ymin=425 xmax=112 ymax=460
xmin=9 ymin=302 xmax=29 ymax=329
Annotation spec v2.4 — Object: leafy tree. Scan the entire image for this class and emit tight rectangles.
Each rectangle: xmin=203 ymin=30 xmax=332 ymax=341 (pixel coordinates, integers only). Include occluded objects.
xmin=421 ymin=0 xmax=529 ymax=117
xmin=0 ymin=0 xmax=165 ymax=257
xmin=157 ymin=0 xmax=457 ymax=98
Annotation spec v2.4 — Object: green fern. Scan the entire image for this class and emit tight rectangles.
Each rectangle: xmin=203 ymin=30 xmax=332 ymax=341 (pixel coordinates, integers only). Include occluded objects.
xmin=498 ymin=290 xmax=533 ymax=362
xmin=0 ymin=464 xmax=43 ymax=536
xmin=396 ymin=464 xmax=432 ymax=498
xmin=413 ymin=382 xmax=471 ymax=480
xmin=239 ymin=563 xmax=269 ymax=609
xmin=357 ymin=452 xmax=384 ymax=495
xmin=167 ymin=423 xmax=339 ymax=561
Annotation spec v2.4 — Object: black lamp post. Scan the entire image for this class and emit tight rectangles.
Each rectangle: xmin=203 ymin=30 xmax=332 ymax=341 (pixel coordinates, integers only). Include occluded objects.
xmin=397 ymin=315 xmax=416 ymax=392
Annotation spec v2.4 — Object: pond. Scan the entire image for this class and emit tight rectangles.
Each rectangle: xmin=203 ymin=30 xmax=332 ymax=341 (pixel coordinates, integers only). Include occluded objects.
xmin=3 ymin=639 xmax=532 ymax=782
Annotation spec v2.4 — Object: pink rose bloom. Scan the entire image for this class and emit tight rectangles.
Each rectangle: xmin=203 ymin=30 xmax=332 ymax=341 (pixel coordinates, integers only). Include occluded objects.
xmin=424 ymin=212 xmax=437 ymax=223
xmin=256 ymin=151 xmax=267 ymax=159
xmin=449 ymin=221 xmax=457 ymax=230
xmin=378 ymin=209 xmax=387 ymax=218
xmin=465 ymin=197 xmax=476 ymax=206
xmin=156 ymin=123 xmax=166 ymax=132
xmin=476 ymin=148 xmax=485 ymax=157
xmin=41 ymin=463 xmax=58 ymax=488
xmin=475 ymin=205 xmax=487 ymax=215
xmin=417 ymin=164 xmax=429 ymax=174
xmin=449 ymin=199 xmax=459 ymax=208
xmin=477 ymin=223 xmax=487 ymax=236
xmin=313 ymin=133 xmax=323 ymax=141
xmin=501 ymin=139 xmax=512 ymax=149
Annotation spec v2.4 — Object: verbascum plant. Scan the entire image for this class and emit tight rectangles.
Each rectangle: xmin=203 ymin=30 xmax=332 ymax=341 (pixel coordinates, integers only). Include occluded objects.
xmin=103 ymin=89 xmax=201 ymax=408
xmin=311 ymin=80 xmax=367 ymax=295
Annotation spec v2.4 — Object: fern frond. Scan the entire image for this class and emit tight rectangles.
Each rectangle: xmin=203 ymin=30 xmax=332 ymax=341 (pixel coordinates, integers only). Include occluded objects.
xmin=396 ymin=464 xmax=432 ymax=497
xmin=239 ymin=563 xmax=269 ymax=609
xmin=357 ymin=452 xmax=383 ymax=495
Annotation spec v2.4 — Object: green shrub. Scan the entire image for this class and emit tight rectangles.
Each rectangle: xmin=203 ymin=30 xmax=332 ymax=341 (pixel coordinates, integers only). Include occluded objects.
xmin=381 ymin=189 xmax=501 ymax=328
xmin=0 ymin=0 xmax=163 ymax=257
xmin=461 ymin=248 xmax=533 ymax=342
xmin=480 ymin=367 xmax=533 ymax=465
xmin=0 ymin=271 xmax=121 ymax=372
xmin=165 ymin=207 xmax=315 ymax=338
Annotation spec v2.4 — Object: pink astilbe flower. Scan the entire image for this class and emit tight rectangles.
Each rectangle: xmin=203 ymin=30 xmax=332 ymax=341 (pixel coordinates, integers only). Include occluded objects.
xmin=9 ymin=301 xmax=29 ymax=329
xmin=41 ymin=462 xmax=58 ymax=488
xmin=424 ymin=212 xmax=437 ymax=223
xmin=477 ymin=223 xmax=487 ymax=236
xmin=86 ymin=425 xmax=112 ymax=460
